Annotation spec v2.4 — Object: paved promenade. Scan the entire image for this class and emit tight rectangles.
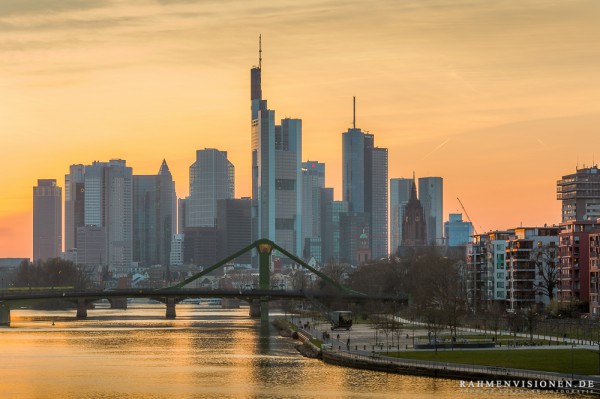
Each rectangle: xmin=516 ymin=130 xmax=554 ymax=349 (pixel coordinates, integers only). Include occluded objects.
xmin=284 ymin=313 xmax=600 ymax=395
xmin=289 ymin=315 xmax=600 ymax=352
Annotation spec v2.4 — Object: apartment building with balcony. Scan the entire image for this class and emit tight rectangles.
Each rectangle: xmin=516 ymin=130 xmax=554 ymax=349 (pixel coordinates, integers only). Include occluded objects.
xmin=589 ymin=232 xmax=600 ymax=317
xmin=558 ymin=220 xmax=600 ymax=313
xmin=467 ymin=231 xmax=511 ymax=312
xmin=506 ymin=227 xmax=559 ymax=310
xmin=557 ymin=165 xmax=600 ymax=222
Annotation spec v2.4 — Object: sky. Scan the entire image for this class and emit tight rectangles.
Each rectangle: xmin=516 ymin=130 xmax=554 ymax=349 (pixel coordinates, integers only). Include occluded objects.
xmin=1 ymin=0 xmax=599 ymax=258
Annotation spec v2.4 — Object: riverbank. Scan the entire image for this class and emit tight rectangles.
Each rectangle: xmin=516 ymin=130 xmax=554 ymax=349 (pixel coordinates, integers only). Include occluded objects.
xmin=282 ymin=317 xmax=600 ymax=395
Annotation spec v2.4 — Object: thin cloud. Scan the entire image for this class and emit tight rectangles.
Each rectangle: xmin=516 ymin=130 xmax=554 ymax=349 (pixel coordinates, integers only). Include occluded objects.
xmin=423 ymin=138 xmax=451 ymax=160
xmin=0 ymin=0 xmax=110 ymax=17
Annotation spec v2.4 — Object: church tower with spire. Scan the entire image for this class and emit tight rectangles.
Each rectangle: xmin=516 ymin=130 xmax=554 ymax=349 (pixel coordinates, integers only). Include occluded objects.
xmin=401 ymin=174 xmax=427 ymax=248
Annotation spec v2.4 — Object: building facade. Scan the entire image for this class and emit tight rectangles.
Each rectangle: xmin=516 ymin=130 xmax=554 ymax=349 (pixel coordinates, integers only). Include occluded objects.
xmin=339 ymin=211 xmax=370 ymax=264
xmin=390 ymin=178 xmax=412 ymax=256
xmin=342 ymin=123 xmax=388 ymax=259
xmin=589 ymin=232 xmax=600 ymax=317
xmin=250 ymin=42 xmax=302 ymax=259
xmin=418 ymin=176 xmax=443 ymax=245
xmin=301 ymin=161 xmax=325 ymax=258
xmin=183 ymin=227 xmax=217 ymax=268
xmin=216 ymin=198 xmax=252 ymax=266
xmin=65 ymin=165 xmax=85 ymax=252
xmin=401 ymin=179 xmax=427 ymax=248
xmin=132 ymin=160 xmax=177 ymax=267
xmin=186 ymin=149 xmax=234 ymax=228
xmin=506 ymin=227 xmax=559 ymax=310
xmin=444 ymin=213 xmax=473 ymax=247
xmin=170 ymin=234 xmax=185 ymax=266
xmin=83 ymin=160 xmax=133 ymax=276
xmin=558 ymin=220 xmax=600 ymax=312
xmin=33 ymin=179 xmax=62 ymax=261
xmin=557 ymin=165 xmax=600 ymax=222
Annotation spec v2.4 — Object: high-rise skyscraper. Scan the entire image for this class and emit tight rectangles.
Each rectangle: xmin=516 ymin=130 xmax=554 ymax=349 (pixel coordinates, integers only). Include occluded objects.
xmin=33 ymin=179 xmax=62 ymax=261
xmin=186 ymin=149 xmax=234 ymax=228
xmin=390 ymin=178 xmax=412 ymax=255
xmin=444 ymin=213 xmax=473 ymax=247
xmin=65 ymin=164 xmax=85 ymax=252
xmin=251 ymin=37 xmax=302 ymax=257
xmin=177 ymin=198 xmax=186 ymax=234
xmin=217 ymin=198 xmax=252 ymax=265
xmin=341 ymin=98 xmax=388 ymax=260
xmin=302 ymin=161 xmax=325 ymax=258
xmin=340 ymin=212 xmax=370 ymax=264
xmin=83 ymin=160 xmax=133 ymax=275
xmin=418 ymin=176 xmax=443 ymax=245
xmin=133 ymin=160 xmax=177 ymax=266
xmin=370 ymin=147 xmax=388 ymax=258
xmin=557 ymin=165 xmax=600 ymax=222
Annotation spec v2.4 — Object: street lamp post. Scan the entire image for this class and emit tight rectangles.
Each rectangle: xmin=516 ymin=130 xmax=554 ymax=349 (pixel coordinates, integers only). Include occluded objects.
xmin=571 ymin=341 xmax=575 ymax=380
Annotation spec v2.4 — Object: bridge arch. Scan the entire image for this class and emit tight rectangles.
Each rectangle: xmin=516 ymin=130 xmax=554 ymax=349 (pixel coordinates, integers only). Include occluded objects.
xmin=166 ymin=238 xmax=362 ymax=296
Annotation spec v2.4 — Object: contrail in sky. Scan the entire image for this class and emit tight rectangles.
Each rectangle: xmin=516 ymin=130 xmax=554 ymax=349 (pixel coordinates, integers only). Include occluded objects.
xmin=423 ymin=138 xmax=451 ymax=160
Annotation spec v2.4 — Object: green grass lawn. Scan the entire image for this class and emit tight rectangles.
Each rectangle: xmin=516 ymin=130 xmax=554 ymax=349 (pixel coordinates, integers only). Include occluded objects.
xmin=417 ymin=334 xmax=566 ymax=347
xmin=389 ymin=349 xmax=599 ymax=376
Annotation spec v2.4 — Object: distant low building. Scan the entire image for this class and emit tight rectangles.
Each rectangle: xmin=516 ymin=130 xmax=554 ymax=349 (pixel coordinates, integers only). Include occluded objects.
xmin=444 ymin=213 xmax=473 ymax=247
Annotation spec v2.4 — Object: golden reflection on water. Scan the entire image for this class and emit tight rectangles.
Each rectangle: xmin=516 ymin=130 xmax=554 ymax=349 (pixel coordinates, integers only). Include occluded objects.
xmin=0 ymin=305 xmax=582 ymax=399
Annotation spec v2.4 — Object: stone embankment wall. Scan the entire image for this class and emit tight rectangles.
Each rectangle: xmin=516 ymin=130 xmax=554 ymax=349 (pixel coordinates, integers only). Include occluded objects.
xmin=295 ymin=330 xmax=321 ymax=359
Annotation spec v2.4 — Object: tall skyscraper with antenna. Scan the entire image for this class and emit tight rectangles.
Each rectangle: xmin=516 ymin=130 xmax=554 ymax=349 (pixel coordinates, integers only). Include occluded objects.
xmin=251 ymin=36 xmax=302 ymax=259
xmin=342 ymin=97 xmax=388 ymax=260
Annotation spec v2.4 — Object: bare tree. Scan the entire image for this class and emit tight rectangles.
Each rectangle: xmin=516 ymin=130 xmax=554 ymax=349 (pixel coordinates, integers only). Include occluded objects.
xmin=486 ymin=302 xmax=506 ymax=339
xmin=532 ymin=244 xmax=559 ymax=302
xmin=407 ymin=248 xmax=467 ymax=340
xmin=291 ymin=269 xmax=310 ymax=291
xmin=522 ymin=307 xmax=539 ymax=342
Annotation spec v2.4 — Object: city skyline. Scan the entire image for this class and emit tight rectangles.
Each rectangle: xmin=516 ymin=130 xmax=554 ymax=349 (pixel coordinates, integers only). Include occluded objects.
xmin=1 ymin=0 xmax=600 ymax=258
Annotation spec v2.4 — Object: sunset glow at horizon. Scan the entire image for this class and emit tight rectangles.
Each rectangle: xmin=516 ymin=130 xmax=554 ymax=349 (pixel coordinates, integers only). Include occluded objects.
xmin=1 ymin=0 xmax=599 ymax=258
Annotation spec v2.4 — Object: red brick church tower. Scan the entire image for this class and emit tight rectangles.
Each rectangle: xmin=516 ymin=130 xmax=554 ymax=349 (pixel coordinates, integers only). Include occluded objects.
xmin=401 ymin=174 xmax=427 ymax=247
xmin=356 ymin=229 xmax=372 ymax=264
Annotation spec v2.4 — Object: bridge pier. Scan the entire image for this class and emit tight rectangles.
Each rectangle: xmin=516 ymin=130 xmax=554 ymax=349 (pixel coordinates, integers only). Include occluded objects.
xmin=260 ymin=298 xmax=269 ymax=324
xmin=0 ymin=304 xmax=10 ymax=327
xmin=110 ymin=298 xmax=128 ymax=310
xmin=166 ymin=298 xmax=176 ymax=319
xmin=76 ymin=298 xmax=87 ymax=319
xmin=249 ymin=299 xmax=261 ymax=317
xmin=248 ymin=298 xmax=270 ymax=323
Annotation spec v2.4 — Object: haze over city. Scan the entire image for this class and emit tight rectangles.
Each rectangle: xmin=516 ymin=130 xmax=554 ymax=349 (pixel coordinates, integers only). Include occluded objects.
xmin=1 ymin=0 xmax=600 ymax=258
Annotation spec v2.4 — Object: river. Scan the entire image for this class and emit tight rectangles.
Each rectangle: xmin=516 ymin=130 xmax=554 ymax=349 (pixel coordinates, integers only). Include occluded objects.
xmin=0 ymin=303 xmax=580 ymax=398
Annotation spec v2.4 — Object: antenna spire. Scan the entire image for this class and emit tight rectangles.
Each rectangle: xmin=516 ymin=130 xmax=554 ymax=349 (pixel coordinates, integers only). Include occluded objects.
xmin=259 ymin=34 xmax=262 ymax=70
xmin=353 ymin=96 xmax=356 ymax=129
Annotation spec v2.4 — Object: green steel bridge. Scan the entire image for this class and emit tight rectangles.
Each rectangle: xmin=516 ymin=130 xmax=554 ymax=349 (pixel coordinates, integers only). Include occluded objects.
xmin=0 ymin=239 xmax=403 ymax=326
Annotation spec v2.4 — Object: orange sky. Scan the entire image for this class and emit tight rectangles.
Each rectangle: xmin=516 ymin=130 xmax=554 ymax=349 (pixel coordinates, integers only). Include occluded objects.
xmin=1 ymin=0 xmax=599 ymax=258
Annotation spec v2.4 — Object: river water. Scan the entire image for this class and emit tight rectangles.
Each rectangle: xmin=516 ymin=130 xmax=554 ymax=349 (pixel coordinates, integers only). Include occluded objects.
xmin=0 ymin=303 xmax=579 ymax=398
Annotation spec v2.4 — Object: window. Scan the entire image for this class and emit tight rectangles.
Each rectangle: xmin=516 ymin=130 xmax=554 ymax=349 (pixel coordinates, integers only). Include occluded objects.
xmin=497 ymin=282 xmax=504 ymax=288
xmin=497 ymin=273 xmax=504 ymax=279
xmin=275 ymin=218 xmax=295 ymax=230
xmin=497 ymin=291 xmax=504 ymax=298
xmin=275 ymin=179 xmax=295 ymax=190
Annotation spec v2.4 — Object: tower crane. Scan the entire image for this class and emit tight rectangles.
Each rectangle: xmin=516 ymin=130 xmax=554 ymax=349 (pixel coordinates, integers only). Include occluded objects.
xmin=457 ymin=197 xmax=479 ymax=235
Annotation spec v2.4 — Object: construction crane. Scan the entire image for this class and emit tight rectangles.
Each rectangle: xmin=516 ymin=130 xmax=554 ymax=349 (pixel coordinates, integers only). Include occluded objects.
xmin=457 ymin=197 xmax=479 ymax=235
